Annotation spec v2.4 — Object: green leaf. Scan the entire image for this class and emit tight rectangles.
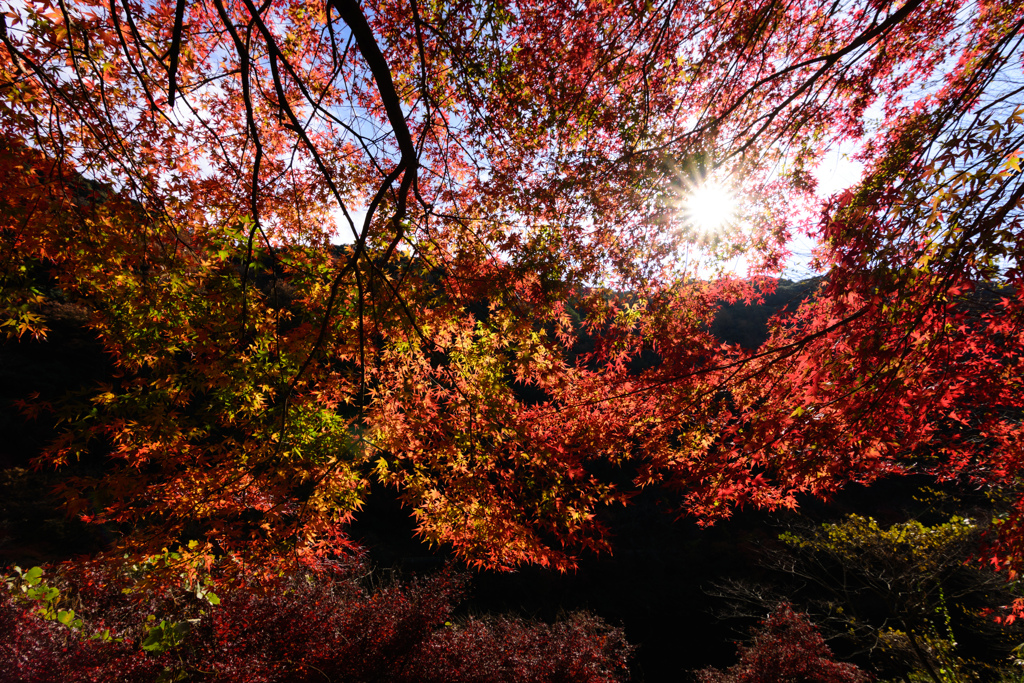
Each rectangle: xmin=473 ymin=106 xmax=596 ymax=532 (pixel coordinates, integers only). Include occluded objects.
xmin=142 ymin=620 xmax=191 ymax=652
xmin=168 ymin=621 xmax=190 ymax=640
xmin=27 ymin=586 xmax=59 ymax=602
xmin=141 ymin=622 xmax=167 ymax=651
xmin=22 ymin=566 xmax=43 ymax=586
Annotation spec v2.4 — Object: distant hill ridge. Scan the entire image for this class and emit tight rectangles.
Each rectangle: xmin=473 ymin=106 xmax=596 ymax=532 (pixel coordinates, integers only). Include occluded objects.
xmin=711 ymin=277 xmax=822 ymax=349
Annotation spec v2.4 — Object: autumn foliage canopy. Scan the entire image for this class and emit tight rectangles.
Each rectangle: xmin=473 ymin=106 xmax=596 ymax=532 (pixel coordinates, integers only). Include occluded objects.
xmin=0 ymin=0 xmax=1022 ymax=575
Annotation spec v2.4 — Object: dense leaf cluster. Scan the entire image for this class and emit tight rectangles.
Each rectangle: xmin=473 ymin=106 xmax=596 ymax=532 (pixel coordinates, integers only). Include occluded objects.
xmin=696 ymin=604 xmax=869 ymax=683
xmin=1 ymin=558 xmax=632 ymax=682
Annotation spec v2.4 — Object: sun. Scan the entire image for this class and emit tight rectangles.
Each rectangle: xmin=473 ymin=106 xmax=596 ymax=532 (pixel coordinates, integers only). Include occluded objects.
xmin=682 ymin=180 xmax=737 ymax=235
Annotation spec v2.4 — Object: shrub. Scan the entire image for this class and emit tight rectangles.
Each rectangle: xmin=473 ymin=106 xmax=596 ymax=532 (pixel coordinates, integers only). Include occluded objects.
xmin=696 ymin=603 xmax=869 ymax=683
xmin=0 ymin=590 xmax=158 ymax=683
xmin=404 ymin=612 xmax=634 ymax=683
xmin=1 ymin=558 xmax=633 ymax=682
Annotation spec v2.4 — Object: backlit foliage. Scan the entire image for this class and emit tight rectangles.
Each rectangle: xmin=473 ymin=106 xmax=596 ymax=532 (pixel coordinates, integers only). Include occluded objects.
xmin=0 ymin=0 xmax=1022 ymax=576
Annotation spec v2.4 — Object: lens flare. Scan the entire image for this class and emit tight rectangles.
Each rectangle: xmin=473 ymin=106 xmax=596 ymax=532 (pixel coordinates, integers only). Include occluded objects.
xmin=682 ymin=181 xmax=737 ymax=235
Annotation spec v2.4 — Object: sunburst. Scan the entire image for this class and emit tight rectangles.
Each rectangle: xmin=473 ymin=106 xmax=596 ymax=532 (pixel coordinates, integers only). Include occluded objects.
xmin=681 ymin=180 xmax=737 ymax=236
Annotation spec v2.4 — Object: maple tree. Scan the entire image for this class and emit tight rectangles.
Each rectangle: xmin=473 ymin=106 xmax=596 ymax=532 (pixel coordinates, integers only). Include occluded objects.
xmin=0 ymin=0 xmax=1022 ymax=576
xmin=695 ymin=603 xmax=869 ymax=683
xmin=715 ymin=513 xmax=1024 ymax=680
